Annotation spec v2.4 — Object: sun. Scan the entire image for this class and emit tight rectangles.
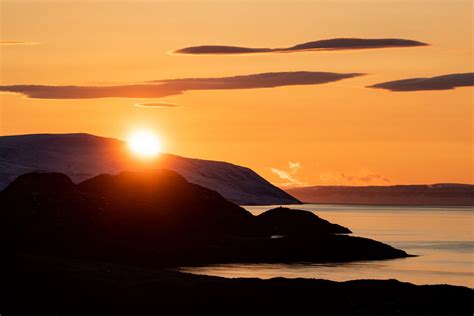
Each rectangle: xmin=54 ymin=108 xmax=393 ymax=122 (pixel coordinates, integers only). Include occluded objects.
xmin=128 ymin=130 xmax=162 ymax=158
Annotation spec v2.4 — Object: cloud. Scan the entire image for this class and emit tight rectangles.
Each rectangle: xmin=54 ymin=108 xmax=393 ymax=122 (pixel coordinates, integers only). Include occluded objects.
xmin=134 ymin=102 xmax=181 ymax=108
xmin=0 ymin=41 xmax=37 ymax=46
xmin=175 ymin=46 xmax=273 ymax=55
xmin=368 ymin=73 xmax=474 ymax=91
xmin=271 ymin=168 xmax=303 ymax=187
xmin=271 ymin=161 xmax=304 ymax=187
xmin=150 ymin=71 xmax=363 ymax=90
xmin=0 ymin=84 xmax=180 ymax=99
xmin=319 ymin=170 xmax=391 ymax=185
xmin=288 ymin=161 xmax=301 ymax=173
xmin=173 ymin=38 xmax=428 ymax=55
xmin=0 ymin=71 xmax=364 ymax=99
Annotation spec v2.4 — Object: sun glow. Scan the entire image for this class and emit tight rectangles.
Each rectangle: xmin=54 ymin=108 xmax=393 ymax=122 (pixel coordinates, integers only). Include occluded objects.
xmin=128 ymin=130 xmax=162 ymax=158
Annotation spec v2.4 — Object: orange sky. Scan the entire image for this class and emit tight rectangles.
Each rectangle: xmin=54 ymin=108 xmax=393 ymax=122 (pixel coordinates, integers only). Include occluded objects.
xmin=1 ymin=0 xmax=472 ymax=186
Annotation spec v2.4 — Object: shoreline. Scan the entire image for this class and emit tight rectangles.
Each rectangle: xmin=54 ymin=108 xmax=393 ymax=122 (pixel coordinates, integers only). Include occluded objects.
xmin=242 ymin=203 xmax=474 ymax=208
xmin=2 ymin=254 xmax=472 ymax=315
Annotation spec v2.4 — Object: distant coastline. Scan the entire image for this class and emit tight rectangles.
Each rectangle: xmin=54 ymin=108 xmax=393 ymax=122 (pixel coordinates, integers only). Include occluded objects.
xmin=285 ymin=184 xmax=474 ymax=206
xmin=244 ymin=202 xmax=474 ymax=208
xmin=300 ymin=203 xmax=474 ymax=208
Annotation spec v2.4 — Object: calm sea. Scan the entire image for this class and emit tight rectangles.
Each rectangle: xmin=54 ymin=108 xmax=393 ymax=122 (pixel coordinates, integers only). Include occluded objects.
xmin=180 ymin=204 xmax=474 ymax=288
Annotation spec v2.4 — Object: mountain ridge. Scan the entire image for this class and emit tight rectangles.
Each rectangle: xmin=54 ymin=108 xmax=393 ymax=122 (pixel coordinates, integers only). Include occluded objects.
xmin=0 ymin=133 xmax=300 ymax=205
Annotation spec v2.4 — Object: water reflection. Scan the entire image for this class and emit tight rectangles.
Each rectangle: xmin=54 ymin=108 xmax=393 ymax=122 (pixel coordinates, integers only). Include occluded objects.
xmin=180 ymin=204 xmax=474 ymax=287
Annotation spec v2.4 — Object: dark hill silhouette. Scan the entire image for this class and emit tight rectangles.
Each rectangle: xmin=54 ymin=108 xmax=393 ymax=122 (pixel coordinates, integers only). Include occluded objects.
xmin=256 ymin=207 xmax=351 ymax=236
xmin=77 ymin=171 xmax=253 ymax=244
xmin=1 ymin=171 xmax=409 ymax=265
xmin=0 ymin=173 xmax=101 ymax=252
xmin=1 ymin=254 xmax=472 ymax=315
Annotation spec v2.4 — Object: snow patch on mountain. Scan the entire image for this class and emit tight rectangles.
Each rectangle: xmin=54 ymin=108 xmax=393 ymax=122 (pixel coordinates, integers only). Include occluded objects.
xmin=0 ymin=133 xmax=300 ymax=205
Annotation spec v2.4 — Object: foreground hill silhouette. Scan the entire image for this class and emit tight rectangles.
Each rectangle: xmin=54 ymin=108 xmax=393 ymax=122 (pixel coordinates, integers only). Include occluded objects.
xmin=1 ymin=172 xmax=472 ymax=314
xmin=0 ymin=133 xmax=300 ymax=205
xmin=1 ymin=254 xmax=472 ymax=315
xmin=0 ymin=171 xmax=408 ymax=265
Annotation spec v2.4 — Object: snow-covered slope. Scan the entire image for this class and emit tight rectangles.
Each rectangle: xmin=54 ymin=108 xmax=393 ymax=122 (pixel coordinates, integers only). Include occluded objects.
xmin=0 ymin=133 xmax=300 ymax=205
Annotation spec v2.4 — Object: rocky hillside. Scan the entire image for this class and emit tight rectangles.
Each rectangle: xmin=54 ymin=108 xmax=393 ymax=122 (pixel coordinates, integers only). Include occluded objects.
xmin=0 ymin=171 xmax=408 ymax=265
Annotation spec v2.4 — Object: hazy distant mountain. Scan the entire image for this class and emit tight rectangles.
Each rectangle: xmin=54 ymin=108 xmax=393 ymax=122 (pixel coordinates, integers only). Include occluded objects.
xmin=286 ymin=184 xmax=474 ymax=206
xmin=0 ymin=133 xmax=299 ymax=205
